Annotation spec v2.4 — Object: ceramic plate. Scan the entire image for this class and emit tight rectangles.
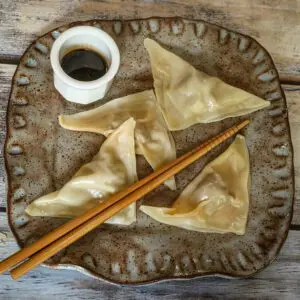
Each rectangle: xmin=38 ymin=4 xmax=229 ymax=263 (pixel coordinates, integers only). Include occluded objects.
xmin=5 ymin=18 xmax=294 ymax=284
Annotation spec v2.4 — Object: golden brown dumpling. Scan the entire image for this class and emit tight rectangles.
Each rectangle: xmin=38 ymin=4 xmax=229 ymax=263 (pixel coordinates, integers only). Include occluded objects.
xmin=144 ymin=38 xmax=270 ymax=131
xmin=59 ymin=90 xmax=176 ymax=190
xmin=140 ymin=135 xmax=250 ymax=235
xmin=26 ymin=118 xmax=137 ymax=225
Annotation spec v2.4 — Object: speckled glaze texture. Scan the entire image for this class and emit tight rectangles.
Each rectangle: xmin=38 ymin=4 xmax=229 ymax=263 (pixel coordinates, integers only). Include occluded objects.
xmin=5 ymin=18 xmax=294 ymax=284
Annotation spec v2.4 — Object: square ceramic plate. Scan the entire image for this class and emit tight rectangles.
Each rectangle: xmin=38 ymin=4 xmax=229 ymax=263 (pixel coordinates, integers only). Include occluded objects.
xmin=5 ymin=18 xmax=294 ymax=284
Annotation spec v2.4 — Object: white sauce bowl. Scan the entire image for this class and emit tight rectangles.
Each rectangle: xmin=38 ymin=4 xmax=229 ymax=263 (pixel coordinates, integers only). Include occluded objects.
xmin=50 ymin=26 xmax=120 ymax=104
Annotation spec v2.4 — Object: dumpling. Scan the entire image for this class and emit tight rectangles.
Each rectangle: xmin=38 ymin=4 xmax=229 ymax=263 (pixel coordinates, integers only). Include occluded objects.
xmin=140 ymin=135 xmax=250 ymax=235
xmin=144 ymin=38 xmax=270 ymax=131
xmin=26 ymin=118 xmax=137 ymax=225
xmin=59 ymin=90 xmax=176 ymax=190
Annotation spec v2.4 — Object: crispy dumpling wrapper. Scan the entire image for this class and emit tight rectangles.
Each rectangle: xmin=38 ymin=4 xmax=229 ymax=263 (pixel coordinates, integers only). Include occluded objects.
xmin=140 ymin=135 xmax=250 ymax=235
xmin=26 ymin=118 xmax=137 ymax=225
xmin=59 ymin=90 xmax=176 ymax=190
xmin=144 ymin=38 xmax=270 ymax=131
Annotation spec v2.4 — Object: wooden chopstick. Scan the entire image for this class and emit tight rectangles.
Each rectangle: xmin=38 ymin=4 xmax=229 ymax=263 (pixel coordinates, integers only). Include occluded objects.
xmin=0 ymin=120 xmax=246 ymax=276
xmin=8 ymin=119 xmax=249 ymax=279
xmin=0 ymin=128 xmax=214 ymax=275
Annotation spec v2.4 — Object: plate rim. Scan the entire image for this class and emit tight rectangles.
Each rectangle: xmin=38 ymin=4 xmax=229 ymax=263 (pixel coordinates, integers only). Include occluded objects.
xmin=4 ymin=16 xmax=295 ymax=285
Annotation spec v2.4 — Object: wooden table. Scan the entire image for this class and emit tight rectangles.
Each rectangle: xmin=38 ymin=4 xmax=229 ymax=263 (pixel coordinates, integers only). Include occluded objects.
xmin=0 ymin=1 xmax=299 ymax=298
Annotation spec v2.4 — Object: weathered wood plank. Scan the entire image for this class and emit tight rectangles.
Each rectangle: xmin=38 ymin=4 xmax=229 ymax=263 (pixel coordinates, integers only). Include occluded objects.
xmin=0 ymin=64 xmax=11 ymax=207
xmin=1 ymin=1 xmax=299 ymax=297
xmin=0 ymin=211 xmax=299 ymax=300
xmin=0 ymin=213 xmax=10 ymax=251
xmin=0 ymin=64 xmax=300 ymax=224
xmin=0 ymin=264 xmax=299 ymax=300
xmin=0 ymin=0 xmax=299 ymax=81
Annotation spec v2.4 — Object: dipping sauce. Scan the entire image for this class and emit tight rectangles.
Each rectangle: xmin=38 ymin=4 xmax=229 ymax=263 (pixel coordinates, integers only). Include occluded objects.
xmin=61 ymin=49 xmax=108 ymax=81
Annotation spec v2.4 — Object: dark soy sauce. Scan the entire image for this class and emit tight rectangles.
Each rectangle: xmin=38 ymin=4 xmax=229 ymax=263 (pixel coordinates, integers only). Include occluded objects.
xmin=61 ymin=49 xmax=108 ymax=81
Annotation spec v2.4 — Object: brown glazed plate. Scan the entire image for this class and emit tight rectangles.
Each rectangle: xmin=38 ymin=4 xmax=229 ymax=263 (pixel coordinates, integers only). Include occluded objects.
xmin=5 ymin=18 xmax=294 ymax=284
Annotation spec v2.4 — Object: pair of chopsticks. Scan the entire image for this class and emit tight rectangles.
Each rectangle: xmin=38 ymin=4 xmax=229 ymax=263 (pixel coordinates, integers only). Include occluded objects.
xmin=0 ymin=119 xmax=250 ymax=280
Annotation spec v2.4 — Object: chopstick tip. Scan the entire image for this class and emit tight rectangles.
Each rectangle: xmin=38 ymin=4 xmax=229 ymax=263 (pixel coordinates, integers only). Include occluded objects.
xmin=10 ymin=268 xmax=21 ymax=280
xmin=238 ymin=119 xmax=251 ymax=130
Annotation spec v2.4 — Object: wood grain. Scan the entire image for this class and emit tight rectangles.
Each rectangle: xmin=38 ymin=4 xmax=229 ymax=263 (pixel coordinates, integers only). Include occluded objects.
xmin=0 ymin=64 xmax=10 ymax=207
xmin=0 ymin=64 xmax=299 ymax=224
xmin=0 ymin=1 xmax=299 ymax=297
xmin=0 ymin=211 xmax=299 ymax=299
xmin=0 ymin=0 xmax=299 ymax=81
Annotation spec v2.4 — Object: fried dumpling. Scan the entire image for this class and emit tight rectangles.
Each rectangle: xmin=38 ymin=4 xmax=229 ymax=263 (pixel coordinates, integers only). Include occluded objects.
xmin=26 ymin=118 xmax=137 ymax=225
xmin=140 ymin=135 xmax=250 ymax=235
xmin=59 ymin=90 xmax=176 ymax=190
xmin=144 ymin=38 xmax=270 ymax=131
